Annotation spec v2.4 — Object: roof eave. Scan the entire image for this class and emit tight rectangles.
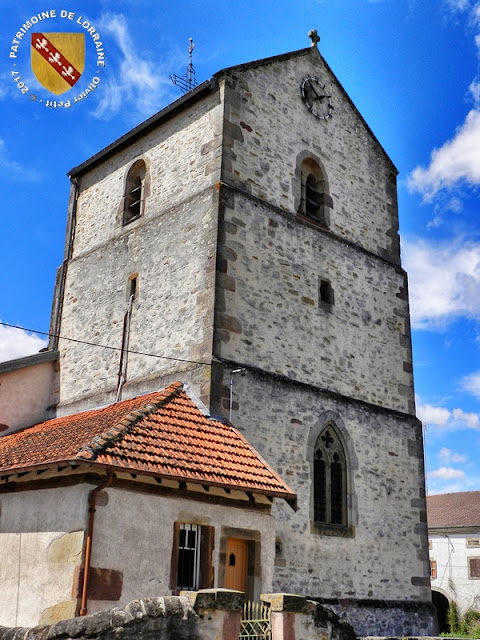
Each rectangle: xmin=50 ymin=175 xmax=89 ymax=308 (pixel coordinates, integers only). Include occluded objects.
xmin=0 ymin=459 xmax=298 ymax=508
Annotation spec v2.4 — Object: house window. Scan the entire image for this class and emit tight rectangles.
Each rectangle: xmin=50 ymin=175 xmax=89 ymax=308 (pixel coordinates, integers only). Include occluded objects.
xmin=431 ymin=560 xmax=437 ymax=579
xmin=299 ymin=157 xmax=333 ymax=227
xmin=314 ymin=425 xmax=346 ymax=526
xmin=170 ymin=522 xmax=214 ymax=592
xmin=123 ymin=159 xmax=146 ymax=225
xmin=469 ymin=558 xmax=480 ymax=579
xmin=467 ymin=539 xmax=480 ymax=548
xmin=177 ymin=524 xmax=201 ymax=590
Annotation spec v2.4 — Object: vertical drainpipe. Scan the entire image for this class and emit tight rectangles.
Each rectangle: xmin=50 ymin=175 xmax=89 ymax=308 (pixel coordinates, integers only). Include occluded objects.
xmin=80 ymin=472 xmax=113 ymax=616
xmin=49 ymin=175 xmax=79 ymax=351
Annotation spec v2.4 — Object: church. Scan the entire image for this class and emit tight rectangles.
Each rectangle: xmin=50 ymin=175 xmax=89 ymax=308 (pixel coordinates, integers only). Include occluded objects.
xmin=0 ymin=30 xmax=436 ymax=635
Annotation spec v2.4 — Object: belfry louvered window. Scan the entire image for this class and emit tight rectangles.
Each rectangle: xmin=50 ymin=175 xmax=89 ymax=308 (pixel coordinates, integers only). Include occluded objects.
xmin=299 ymin=157 xmax=333 ymax=227
xmin=314 ymin=424 xmax=346 ymax=526
xmin=123 ymin=159 xmax=146 ymax=224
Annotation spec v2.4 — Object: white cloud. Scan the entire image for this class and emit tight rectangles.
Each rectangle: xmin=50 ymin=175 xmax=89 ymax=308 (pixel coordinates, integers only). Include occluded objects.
xmin=418 ymin=403 xmax=452 ymax=426
xmin=407 ymin=109 xmax=480 ymax=200
xmin=417 ymin=401 xmax=480 ymax=430
xmin=429 ymin=466 xmax=466 ymax=479
xmin=445 ymin=0 xmax=471 ymax=11
xmin=0 ymin=139 xmax=42 ymax=183
xmin=91 ymin=13 xmax=174 ymax=120
xmin=0 ymin=324 xmax=48 ymax=363
xmin=461 ymin=371 xmax=480 ymax=398
xmin=439 ymin=446 xmax=468 ymax=463
xmin=453 ymin=407 xmax=480 ymax=426
xmin=402 ymin=238 xmax=480 ymax=329
xmin=408 ymin=2 xmax=480 ymax=200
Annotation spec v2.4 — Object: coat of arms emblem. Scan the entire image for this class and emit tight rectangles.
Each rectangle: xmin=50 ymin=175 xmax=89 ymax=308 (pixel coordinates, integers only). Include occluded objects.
xmin=31 ymin=33 xmax=85 ymax=95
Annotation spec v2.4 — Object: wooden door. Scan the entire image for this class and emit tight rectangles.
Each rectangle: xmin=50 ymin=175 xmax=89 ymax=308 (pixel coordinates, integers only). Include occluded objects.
xmin=224 ymin=537 xmax=248 ymax=593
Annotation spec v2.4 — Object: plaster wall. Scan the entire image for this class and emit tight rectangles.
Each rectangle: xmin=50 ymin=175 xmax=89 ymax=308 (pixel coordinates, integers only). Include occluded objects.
xmin=57 ymin=92 xmax=224 ymax=414
xmin=0 ymin=482 xmax=275 ymax=627
xmin=87 ymin=484 xmax=276 ymax=615
xmin=0 ymin=358 xmax=58 ymax=433
xmin=0 ymin=485 xmax=87 ymax=628
xmin=430 ymin=531 xmax=480 ymax=616
xmin=218 ymin=49 xmax=400 ymax=264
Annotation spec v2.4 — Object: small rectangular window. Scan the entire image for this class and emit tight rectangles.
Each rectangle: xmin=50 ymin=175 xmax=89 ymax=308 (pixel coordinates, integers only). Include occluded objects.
xmin=170 ymin=522 xmax=215 ymax=593
xmin=469 ymin=558 xmax=480 ymax=579
xmin=430 ymin=560 xmax=437 ymax=579
xmin=319 ymin=279 xmax=334 ymax=306
xmin=467 ymin=539 xmax=480 ymax=548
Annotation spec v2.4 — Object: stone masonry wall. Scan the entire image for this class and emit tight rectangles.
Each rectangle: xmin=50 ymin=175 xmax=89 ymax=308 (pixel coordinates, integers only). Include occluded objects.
xmin=211 ymin=369 xmax=430 ymax=608
xmin=0 ymin=591 xmax=361 ymax=640
xmin=215 ymin=188 xmax=414 ymax=414
xmin=218 ymin=48 xmax=401 ymax=265
xmin=57 ymin=91 xmax=224 ymax=414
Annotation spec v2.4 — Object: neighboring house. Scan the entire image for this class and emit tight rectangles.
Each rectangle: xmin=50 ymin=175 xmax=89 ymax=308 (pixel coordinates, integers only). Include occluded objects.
xmin=0 ymin=381 xmax=296 ymax=627
xmin=0 ymin=30 xmax=436 ymax=635
xmin=428 ymin=491 xmax=480 ymax=631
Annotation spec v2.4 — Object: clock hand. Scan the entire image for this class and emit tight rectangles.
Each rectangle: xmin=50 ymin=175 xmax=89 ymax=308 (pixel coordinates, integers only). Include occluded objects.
xmin=315 ymin=94 xmax=332 ymax=102
xmin=308 ymin=79 xmax=322 ymax=100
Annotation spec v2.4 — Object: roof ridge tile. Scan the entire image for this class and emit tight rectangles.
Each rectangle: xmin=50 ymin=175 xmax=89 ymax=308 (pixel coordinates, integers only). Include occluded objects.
xmin=78 ymin=383 xmax=184 ymax=461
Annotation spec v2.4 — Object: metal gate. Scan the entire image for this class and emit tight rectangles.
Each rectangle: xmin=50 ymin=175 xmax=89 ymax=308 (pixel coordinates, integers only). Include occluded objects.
xmin=240 ymin=600 xmax=271 ymax=639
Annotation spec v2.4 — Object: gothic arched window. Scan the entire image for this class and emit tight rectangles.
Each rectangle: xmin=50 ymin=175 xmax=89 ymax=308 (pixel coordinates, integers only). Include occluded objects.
xmin=314 ymin=424 xmax=346 ymax=526
xmin=123 ymin=159 xmax=147 ymax=225
xmin=299 ymin=157 xmax=333 ymax=227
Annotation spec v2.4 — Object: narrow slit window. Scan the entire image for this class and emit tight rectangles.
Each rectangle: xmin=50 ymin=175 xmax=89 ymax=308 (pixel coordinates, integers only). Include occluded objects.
xmin=128 ymin=275 xmax=137 ymax=301
xmin=319 ymin=279 xmax=334 ymax=306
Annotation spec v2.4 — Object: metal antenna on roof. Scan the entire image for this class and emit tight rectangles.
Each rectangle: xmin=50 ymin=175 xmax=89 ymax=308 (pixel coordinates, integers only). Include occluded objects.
xmin=170 ymin=38 xmax=198 ymax=94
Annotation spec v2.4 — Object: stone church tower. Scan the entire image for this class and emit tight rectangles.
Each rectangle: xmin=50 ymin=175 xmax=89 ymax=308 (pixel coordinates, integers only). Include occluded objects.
xmin=50 ymin=33 xmax=435 ymax=635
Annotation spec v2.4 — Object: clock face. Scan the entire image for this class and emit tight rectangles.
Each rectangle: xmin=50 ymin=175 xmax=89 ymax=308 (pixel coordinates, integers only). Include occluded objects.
xmin=301 ymin=76 xmax=333 ymax=120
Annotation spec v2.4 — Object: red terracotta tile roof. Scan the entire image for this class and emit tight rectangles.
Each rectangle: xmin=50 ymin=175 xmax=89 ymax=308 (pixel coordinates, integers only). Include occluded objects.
xmin=427 ymin=491 xmax=480 ymax=528
xmin=0 ymin=382 xmax=296 ymax=506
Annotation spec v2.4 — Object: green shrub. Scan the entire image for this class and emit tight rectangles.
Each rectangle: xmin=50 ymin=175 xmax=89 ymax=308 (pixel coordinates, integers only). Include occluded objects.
xmin=448 ymin=601 xmax=459 ymax=634
xmin=460 ymin=609 xmax=480 ymax=638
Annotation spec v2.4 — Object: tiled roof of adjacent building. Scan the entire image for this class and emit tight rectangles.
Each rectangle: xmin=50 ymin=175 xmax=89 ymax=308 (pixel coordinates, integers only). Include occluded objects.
xmin=427 ymin=491 xmax=480 ymax=528
xmin=0 ymin=382 xmax=296 ymax=507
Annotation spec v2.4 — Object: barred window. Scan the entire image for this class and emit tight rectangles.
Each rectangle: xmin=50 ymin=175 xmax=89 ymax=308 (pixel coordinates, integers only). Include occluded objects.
xmin=170 ymin=522 xmax=214 ymax=593
xmin=314 ymin=425 xmax=346 ymax=526
xmin=431 ymin=560 xmax=437 ymax=579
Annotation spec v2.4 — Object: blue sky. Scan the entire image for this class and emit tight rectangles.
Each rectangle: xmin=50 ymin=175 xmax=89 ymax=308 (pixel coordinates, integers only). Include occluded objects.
xmin=1 ymin=0 xmax=480 ymax=495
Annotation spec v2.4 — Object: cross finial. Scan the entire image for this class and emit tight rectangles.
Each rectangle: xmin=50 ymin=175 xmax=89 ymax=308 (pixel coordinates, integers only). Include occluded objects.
xmin=308 ymin=29 xmax=320 ymax=48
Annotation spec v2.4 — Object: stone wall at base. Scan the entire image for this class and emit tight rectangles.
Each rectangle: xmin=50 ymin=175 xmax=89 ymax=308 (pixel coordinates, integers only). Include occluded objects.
xmin=315 ymin=598 xmax=438 ymax=637
xmin=0 ymin=590 xmax=360 ymax=640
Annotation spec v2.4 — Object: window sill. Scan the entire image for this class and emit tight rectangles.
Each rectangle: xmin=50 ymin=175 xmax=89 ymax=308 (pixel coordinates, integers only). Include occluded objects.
xmin=311 ymin=522 xmax=355 ymax=538
xmin=122 ymin=214 xmax=142 ymax=227
xmin=296 ymin=211 xmax=329 ymax=231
